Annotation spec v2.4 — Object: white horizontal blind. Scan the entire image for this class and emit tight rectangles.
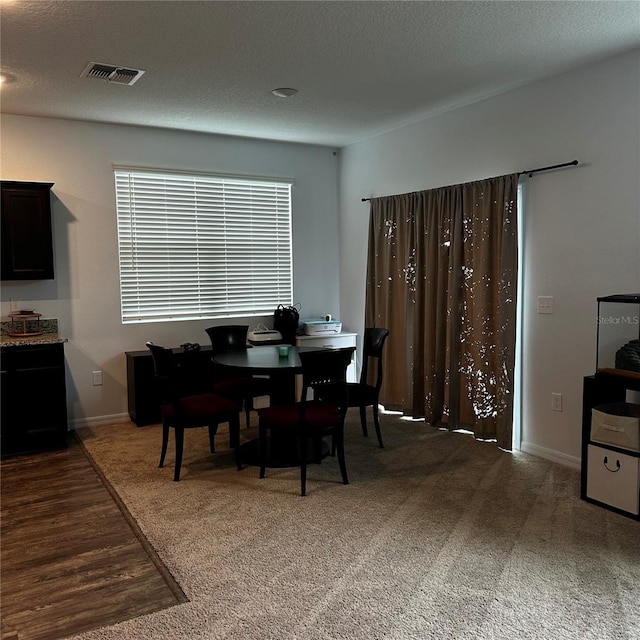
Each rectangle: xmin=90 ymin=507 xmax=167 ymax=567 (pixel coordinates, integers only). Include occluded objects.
xmin=115 ymin=169 xmax=293 ymax=324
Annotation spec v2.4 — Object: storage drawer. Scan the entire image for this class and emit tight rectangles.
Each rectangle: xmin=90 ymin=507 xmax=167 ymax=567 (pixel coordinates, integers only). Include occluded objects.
xmin=586 ymin=444 xmax=640 ymax=515
xmin=297 ymin=334 xmax=356 ymax=349
xmin=8 ymin=343 xmax=64 ymax=370
xmin=591 ymin=403 xmax=640 ymax=452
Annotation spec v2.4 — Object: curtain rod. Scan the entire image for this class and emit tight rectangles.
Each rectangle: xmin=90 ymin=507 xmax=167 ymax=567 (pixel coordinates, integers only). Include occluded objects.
xmin=361 ymin=159 xmax=579 ymax=201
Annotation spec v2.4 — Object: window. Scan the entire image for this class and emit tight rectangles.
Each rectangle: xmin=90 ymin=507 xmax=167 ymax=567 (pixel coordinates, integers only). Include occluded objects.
xmin=114 ymin=168 xmax=293 ymax=324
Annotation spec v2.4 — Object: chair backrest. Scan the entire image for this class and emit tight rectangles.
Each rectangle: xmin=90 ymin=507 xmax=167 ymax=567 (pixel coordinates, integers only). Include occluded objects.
xmin=360 ymin=328 xmax=389 ymax=389
xmin=146 ymin=341 xmax=179 ymax=404
xmin=299 ymin=347 xmax=356 ymax=410
xmin=205 ymin=325 xmax=249 ymax=355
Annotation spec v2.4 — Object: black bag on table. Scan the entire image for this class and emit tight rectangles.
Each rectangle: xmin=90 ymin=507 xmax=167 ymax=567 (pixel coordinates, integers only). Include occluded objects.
xmin=274 ymin=304 xmax=300 ymax=345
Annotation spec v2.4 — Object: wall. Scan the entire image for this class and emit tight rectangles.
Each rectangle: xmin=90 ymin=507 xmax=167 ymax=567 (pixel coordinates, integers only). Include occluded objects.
xmin=338 ymin=50 xmax=640 ymax=467
xmin=0 ymin=117 xmax=340 ymax=425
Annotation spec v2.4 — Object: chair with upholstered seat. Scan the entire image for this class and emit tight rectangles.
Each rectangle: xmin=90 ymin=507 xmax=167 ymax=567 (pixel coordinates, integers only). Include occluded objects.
xmin=206 ymin=325 xmax=273 ymax=428
xmin=257 ymin=347 xmax=355 ymax=496
xmin=347 ymin=327 xmax=389 ymax=448
xmin=147 ymin=342 xmax=242 ymax=481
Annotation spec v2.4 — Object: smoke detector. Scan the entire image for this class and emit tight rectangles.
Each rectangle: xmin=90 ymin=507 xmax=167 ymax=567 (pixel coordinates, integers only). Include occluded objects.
xmin=81 ymin=62 xmax=145 ymax=86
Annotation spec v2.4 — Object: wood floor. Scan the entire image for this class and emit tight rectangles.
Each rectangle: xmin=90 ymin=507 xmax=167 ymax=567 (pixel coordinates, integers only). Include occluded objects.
xmin=1 ymin=436 xmax=186 ymax=640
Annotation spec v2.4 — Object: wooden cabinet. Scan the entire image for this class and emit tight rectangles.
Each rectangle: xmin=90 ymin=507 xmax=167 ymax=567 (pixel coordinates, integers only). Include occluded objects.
xmin=1 ymin=181 xmax=55 ymax=280
xmin=1 ymin=342 xmax=68 ymax=457
xmin=126 ymin=346 xmax=215 ymax=426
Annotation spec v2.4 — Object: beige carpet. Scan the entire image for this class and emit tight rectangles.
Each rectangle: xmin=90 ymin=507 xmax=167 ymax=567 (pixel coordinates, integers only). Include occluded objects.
xmin=74 ymin=412 xmax=640 ymax=640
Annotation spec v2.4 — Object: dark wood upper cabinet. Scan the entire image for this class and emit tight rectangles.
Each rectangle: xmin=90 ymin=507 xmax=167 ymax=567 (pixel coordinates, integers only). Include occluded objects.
xmin=1 ymin=181 xmax=55 ymax=280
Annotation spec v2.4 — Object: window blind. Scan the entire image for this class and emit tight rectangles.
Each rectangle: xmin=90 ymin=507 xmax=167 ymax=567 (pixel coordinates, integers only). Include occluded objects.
xmin=114 ymin=168 xmax=293 ymax=324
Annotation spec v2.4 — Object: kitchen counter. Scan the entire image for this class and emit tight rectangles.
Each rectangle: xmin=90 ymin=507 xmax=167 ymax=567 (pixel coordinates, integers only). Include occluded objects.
xmin=1 ymin=317 xmax=66 ymax=347
xmin=1 ymin=333 xmax=68 ymax=347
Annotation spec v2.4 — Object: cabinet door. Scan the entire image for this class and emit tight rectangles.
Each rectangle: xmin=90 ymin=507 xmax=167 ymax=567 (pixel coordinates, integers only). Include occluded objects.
xmin=1 ymin=182 xmax=55 ymax=280
xmin=0 ymin=368 xmax=10 ymax=454
xmin=1 ymin=344 xmax=68 ymax=456
xmin=10 ymin=365 xmax=68 ymax=451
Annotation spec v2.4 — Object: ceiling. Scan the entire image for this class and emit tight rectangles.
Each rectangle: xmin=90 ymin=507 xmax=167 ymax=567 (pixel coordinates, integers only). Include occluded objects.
xmin=1 ymin=0 xmax=639 ymax=147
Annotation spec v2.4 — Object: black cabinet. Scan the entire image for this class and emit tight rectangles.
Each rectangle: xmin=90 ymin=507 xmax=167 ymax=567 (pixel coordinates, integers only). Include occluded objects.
xmin=1 ymin=342 xmax=68 ymax=457
xmin=126 ymin=346 xmax=215 ymax=426
xmin=1 ymin=181 xmax=55 ymax=280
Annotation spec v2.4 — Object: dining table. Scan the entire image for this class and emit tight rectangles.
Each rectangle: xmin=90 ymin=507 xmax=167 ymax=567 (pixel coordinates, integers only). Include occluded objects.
xmin=212 ymin=344 xmax=319 ymax=403
xmin=212 ymin=344 xmax=328 ymax=467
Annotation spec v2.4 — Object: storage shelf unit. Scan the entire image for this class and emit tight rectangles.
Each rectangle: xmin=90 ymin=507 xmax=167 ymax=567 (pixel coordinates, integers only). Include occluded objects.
xmin=580 ymin=373 xmax=640 ymax=520
xmin=581 ymin=375 xmax=640 ymax=520
xmin=582 ymin=293 xmax=640 ymax=520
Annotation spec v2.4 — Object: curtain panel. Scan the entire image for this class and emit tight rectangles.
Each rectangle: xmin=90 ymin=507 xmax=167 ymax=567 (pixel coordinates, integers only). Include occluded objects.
xmin=365 ymin=174 xmax=518 ymax=449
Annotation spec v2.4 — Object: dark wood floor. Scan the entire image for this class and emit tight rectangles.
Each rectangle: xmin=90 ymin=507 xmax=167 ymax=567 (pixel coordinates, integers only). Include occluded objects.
xmin=1 ymin=437 xmax=186 ymax=640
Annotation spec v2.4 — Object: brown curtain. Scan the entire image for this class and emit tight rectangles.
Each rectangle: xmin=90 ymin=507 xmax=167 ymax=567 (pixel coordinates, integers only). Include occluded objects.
xmin=365 ymin=174 xmax=518 ymax=449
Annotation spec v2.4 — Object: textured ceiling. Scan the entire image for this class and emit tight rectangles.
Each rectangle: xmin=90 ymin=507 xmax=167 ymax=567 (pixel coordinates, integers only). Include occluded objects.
xmin=1 ymin=0 xmax=639 ymax=147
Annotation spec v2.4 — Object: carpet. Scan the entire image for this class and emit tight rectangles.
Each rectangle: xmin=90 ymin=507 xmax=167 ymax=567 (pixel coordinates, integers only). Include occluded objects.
xmin=73 ymin=411 xmax=640 ymax=640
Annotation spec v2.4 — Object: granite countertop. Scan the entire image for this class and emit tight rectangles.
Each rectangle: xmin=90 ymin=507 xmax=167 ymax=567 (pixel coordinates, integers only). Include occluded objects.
xmin=0 ymin=318 xmax=66 ymax=347
xmin=0 ymin=333 xmax=67 ymax=347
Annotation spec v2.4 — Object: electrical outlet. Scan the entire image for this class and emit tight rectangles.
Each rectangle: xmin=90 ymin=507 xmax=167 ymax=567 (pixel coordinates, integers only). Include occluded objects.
xmin=552 ymin=392 xmax=563 ymax=412
xmin=537 ymin=296 xmax=554 ymax=314
xmin=92 ymin=370 xmax=103 ymax=386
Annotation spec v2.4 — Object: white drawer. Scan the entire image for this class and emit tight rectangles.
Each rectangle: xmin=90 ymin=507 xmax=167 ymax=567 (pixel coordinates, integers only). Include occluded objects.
xmin=296 ymin=333 xmax=356 ymax=349
xmin=591 ymin=405 xmax=640 ymax=452
xmin=586 ymin=444 xmax=640 ymax=515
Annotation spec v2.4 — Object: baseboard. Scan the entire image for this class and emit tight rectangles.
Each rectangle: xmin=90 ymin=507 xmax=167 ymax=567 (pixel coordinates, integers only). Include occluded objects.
xmin=520 ymin=440 xmax=581 ymax=470
xmin=68 ymin=412 xmax=131 ymax=430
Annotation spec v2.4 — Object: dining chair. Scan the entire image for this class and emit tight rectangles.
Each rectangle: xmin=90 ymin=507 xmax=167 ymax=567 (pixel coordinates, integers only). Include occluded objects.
xmin=257 ymin=346 xmax=355 ymax=496
xmin=146 ymin=342 xmax=242 ymax=481
xmin=346 ymin=327 xmax=389 ymax=448
xmin=206 ymin=325 xmax=273 ymax=428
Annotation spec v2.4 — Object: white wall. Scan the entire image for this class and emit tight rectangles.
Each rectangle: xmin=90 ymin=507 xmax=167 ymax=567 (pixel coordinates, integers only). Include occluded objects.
xmin=338 ymin=50 xmax=640 ymax=467
xmin=0 ymin=117 xmax=340 ymax=425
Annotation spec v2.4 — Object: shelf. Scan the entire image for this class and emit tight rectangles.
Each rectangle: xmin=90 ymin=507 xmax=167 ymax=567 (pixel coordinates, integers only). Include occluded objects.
xmin=597 ymin=367 xmax=640 ymax=381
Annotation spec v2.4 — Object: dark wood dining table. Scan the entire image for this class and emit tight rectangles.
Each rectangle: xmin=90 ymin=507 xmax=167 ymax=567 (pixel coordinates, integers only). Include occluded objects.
xmin=212 ymin=344 xmax=326 ymax=467
xmin=213 ymin=344 xmax=317 ymax=405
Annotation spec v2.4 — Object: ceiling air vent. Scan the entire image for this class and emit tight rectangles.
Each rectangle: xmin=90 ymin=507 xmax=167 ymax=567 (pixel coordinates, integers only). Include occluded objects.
xmin=81 ymin=62 xmax=145 ymax=86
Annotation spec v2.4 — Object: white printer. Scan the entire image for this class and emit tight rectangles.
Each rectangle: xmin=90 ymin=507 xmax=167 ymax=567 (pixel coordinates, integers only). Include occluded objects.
xmin=247 ymin=328 xmax=282 ymax=345
xmin=300 ymin=318 xmax=342 ymax=336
